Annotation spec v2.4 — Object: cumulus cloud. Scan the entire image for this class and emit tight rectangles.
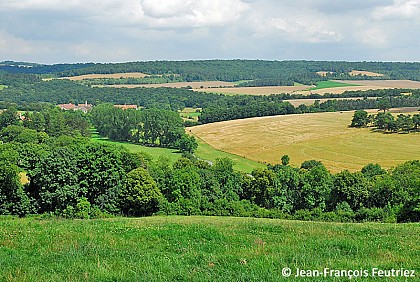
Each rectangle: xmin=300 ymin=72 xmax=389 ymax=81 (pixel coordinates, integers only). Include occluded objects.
xmin=0 ymin=0 xmax=419 ymax=63
xmin=373 ymin=0 xmax=420 ymax=20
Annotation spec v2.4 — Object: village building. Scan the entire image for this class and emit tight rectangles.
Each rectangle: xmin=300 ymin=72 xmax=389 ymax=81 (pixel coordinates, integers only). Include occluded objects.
xmin=57 ymin=101 xmax=93 ymax=113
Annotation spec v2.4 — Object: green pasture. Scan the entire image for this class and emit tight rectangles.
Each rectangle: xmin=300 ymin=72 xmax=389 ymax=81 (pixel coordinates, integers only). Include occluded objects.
xmin=310 ymin=80 xmax=359 ymax=90
xmin=1 ymin=216 xmax=418 ymax=281
xmin=91 ymin=134 xmax=263 ymax=173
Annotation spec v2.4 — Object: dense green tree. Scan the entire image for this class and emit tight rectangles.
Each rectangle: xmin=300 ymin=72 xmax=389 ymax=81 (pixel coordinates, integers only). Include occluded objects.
xmin=120 ymin=167 xmax=162 ymax=216
xmin=247 ymin=168 xmax=279 ymax=209
xmin=0 ymin=106 xmax=19 ymax=129
xmin=330 ymin=170 xmax=370 ymax=211
xmin=281 ymin=154 xmax=290 ymax=166
xmin=378 ymin=98 xmax=391 ymax=113
xmin=0 ymin=160 xmax=32 ymax=216
xmin=297 ymin=164 xmax=332 ymax=211
xmin=300 ymin=160 xmax=323 ymax=170
xmin=350 ymin=110 xmax=369 ymax=127
xmin=178 ymin=135 xmax=198 ymax=153
xmin=361 ymin=163 xmax=386 ymax=179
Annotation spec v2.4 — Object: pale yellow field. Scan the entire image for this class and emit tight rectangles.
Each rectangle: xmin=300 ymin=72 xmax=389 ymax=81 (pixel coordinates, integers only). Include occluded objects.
xmin=194 ymin=85 xmax=310 ymax=95
xmin=190 ymin=109 xmax=420 ymax=173
xmin=349 ymin=70 xmax=384 ymax=77
xmin=100 ymin=81 xmax=236 ymax=89
xmin=194 ymin=80 xmax=420 ymax=96
xmin=286 ymin=97 xmax=376 ymax=107
xmin=62 ymin=72 xmax=150 ymax=80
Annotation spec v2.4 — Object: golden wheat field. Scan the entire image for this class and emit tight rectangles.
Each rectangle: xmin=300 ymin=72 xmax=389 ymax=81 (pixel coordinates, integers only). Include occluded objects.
xmin=101 ymin=81 xmax=236 ymax=89
xmin=190 ymin=108 xmax=420 ymax=173
xmin=349 ymin=70 xmax=384 ymax=77
xmin=194 ymin=85 xmax=310 ymax=95
xmin=62 ymin=72 xmax=150 ymax=80
xmin=194 ymin=80 xmax=420 ymax=95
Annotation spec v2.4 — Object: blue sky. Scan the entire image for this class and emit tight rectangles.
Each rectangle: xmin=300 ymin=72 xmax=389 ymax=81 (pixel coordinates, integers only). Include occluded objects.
xmin=0 ymin=0 xmax=419 ymax=63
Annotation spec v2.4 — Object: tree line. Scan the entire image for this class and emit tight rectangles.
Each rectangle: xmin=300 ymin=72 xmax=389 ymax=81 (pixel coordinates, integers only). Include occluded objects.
xmin=351 ymin=109 xmax=420 ymax=133
xmin=90 ymin=104 xmax=197 ymax=153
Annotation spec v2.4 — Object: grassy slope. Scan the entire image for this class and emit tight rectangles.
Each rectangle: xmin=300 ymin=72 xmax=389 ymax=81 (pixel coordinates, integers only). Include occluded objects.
xmin=1 ymin=216 xmax=418 ymax=281
xmin=193 ymin=135 xmax=265 ymax=172
xmin=92 ymin=136 xmax=264 ymax=173
xmin=190 ymin=110 xmax=420 ymax=172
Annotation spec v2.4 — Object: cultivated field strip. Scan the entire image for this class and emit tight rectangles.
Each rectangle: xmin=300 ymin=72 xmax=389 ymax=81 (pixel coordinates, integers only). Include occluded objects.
xmin=190 ymin=109 xmax=420 ymax=172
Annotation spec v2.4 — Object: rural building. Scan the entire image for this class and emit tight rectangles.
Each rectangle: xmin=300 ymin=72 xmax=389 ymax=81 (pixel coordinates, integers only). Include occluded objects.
xmin=57 ymin=101 xmax=93 ymax=113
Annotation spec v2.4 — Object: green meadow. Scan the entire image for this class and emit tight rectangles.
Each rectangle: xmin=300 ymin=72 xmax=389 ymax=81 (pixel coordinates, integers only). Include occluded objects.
xmin=0 ymin=216 xmax=418 ymax=281
xmin=91 ymin=135 xmax=263 ymax=173
xmin=310 ymin=81 xmax=359 ymax=90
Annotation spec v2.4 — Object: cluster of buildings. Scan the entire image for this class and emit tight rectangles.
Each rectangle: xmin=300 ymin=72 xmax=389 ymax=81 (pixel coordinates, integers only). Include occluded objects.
xmin=57 ymin=102 xmax=137 ymax=113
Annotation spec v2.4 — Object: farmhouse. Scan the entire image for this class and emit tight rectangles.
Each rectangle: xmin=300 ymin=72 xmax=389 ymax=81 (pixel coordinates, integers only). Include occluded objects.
xmin=57 ymin=101 xmax=93 ymax=113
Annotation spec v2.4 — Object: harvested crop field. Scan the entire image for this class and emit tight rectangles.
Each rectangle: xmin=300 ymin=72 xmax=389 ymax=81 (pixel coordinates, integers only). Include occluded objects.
xmin=335 ymin=79 xmax=420 ymax=88
xmin=286 ymin=97 xmax=376 ymax=107
xmin=100 ymin=81 xmax=236 ymax=89
xmin=62 ymin=72 xmax=150 ymax=80
xmin=194 ymin=80 xmax=420 ymax=96
xmin=349 ymin=70 xmax=384 ymax=77
xmin=190 ymin=108 xmax=420 ymax=173
xmin=194 ymin=85 xmax=310 ymax=95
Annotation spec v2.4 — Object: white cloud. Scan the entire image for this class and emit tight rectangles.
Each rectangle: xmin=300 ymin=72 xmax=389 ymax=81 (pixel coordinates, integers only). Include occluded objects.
xmin=373 ymin=0 xmax=420 ymax=20
xmin=0 ymin=0 xmax=419 ymax=63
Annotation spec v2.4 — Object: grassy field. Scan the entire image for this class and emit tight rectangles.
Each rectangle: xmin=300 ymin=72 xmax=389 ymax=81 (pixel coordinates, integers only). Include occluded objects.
xmin=92 ymin=135 xmax=263 ymax=173
xmin=310 ymin=81 xmax=359 ymax=90
xmin=190 ymin=109 xmax=420 ymax=172
xmin=0 ymin=85 xmax=7 ymax=90
xmin=0 ymin=216 xmax=418 ymax=281
xmin=192 ymin=134 xmax=265 ymax=172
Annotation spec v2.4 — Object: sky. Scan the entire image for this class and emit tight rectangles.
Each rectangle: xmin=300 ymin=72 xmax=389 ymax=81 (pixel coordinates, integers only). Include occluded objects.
xmin=0 ymin=0 xmax=419 ymax=64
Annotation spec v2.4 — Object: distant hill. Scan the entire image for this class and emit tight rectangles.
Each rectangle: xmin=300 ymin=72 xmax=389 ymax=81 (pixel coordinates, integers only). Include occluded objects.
xmin=1 ymin=60 xmax=420 ymax=82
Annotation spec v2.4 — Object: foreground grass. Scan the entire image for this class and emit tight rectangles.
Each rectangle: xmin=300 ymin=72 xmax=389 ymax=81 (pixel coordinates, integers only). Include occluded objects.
xmin=0 ymin=216 xmax=418 ymax=281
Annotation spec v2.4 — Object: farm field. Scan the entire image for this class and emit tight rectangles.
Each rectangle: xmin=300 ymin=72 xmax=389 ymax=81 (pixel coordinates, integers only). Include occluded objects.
xmin=310 ymin=80 xmax=359 ymax=90
xmin=194 ymin=85 xmax=310 ymax=95
xmin=334 ymin=79 xmax=420 ymax=88
xmin=61 ymin=72 xmax=150 ymax=80
xmin=1 ymin=216 xmax=418 ymax=282
xmin=99 ymin=81 xmax=236 ymax=89
xmin=194 ymin=80 xmax=420 ymax=96
xmin=286 ymin=97 xmax=376 ymax=107
xmin=349 ymin=70 xmax=384 ymax=77
xmin=190 ymin=108 xmax=420 ymax=172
